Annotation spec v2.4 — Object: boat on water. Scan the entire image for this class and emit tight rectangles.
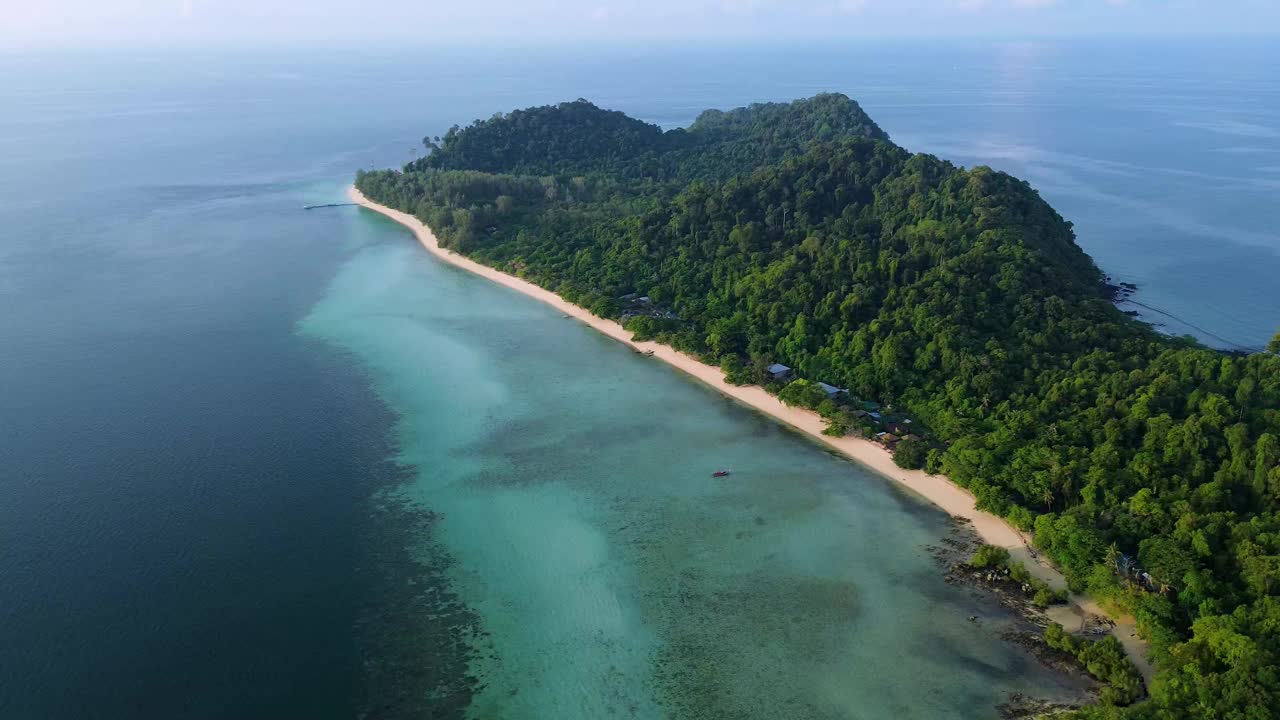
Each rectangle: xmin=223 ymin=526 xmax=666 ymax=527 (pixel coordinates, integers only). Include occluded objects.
xmin=712 ymin=469 xmax=732 ymax=478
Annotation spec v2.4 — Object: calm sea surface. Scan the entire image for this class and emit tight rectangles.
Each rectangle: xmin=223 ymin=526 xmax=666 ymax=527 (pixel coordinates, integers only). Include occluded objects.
xmin=1 ymin=39 xmax=1276 ymax=718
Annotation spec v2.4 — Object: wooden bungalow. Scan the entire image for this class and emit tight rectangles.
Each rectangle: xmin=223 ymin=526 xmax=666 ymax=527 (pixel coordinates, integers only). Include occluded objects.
xmin=875 ymin=432 xmax=902 ymax=447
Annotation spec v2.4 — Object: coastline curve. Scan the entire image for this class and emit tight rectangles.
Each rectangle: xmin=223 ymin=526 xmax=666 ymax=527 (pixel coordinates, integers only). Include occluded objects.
xmin=347 ymin=184 xmax=1154 ymax=683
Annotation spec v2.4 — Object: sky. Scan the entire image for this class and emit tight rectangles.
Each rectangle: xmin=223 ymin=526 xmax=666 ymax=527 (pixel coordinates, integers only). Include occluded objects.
xmin=2 ymin=0 xmax=1278 ymax=49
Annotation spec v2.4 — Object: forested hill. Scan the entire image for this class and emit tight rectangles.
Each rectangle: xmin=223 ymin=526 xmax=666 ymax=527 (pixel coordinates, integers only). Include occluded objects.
xmin=411 ymin=93 xmax=889 ymax=182
xmin=413 ymin=99 xmax=666 ymax=176
xmin=683 ymin=93 xmax=889 ymax=147
xmin=357 ymin=95 xmax=1280 ymax=720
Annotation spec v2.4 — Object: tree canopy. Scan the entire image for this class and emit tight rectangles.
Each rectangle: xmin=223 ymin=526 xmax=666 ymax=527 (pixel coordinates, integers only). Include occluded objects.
xmin=357 ymin=94 xmax=1280 ymax=719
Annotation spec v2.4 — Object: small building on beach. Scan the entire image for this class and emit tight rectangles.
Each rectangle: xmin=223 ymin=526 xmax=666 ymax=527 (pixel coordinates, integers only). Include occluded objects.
xmin=766 ymin=363 xmax=793 ymax=381
xmin=818 ymin=382 xmax=846 ymax=398
xmin=876 ymin=432 xmax=902 ymax=447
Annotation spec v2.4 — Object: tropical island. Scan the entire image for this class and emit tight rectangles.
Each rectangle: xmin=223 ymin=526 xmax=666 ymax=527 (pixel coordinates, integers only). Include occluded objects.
xmin=354 ymin=94 xmax=1280 ymax=719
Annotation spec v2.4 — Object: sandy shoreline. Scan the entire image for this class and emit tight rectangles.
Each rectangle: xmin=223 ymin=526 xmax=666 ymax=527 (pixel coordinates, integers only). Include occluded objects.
xmin=347 ymin=185 xmax=1152 ymax=681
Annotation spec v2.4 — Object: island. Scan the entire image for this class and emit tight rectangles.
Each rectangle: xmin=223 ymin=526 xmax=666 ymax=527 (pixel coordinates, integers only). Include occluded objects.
xmin=354 ymin=94 xmax=1280 ymax=719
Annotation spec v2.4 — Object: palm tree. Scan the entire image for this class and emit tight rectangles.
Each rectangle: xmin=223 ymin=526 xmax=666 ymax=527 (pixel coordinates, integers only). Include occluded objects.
xmin=1105 ymin=542 xmax=1121 ymax=571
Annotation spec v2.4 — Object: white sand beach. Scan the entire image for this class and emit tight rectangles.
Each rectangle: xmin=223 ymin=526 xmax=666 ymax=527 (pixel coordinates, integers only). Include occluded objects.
xmin=348 ymin=185 xmax=1153 ymax=681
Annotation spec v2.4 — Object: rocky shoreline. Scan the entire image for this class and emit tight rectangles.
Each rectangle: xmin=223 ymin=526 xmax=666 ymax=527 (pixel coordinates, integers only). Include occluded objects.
xmin=925 ymin=517 xmax=1104 ymax=718
xmin=1103 ymin=277 xmax=1139 ymax=304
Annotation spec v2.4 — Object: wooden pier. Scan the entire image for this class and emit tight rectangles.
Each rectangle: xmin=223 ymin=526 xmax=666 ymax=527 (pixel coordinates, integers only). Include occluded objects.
xmin=303 ymin=203 xmax=359 ymax=210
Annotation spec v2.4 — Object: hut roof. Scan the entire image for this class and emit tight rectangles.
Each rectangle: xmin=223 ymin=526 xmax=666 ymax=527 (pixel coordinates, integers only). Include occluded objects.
xmin=818 ymin=382 xmax=845 ymax=395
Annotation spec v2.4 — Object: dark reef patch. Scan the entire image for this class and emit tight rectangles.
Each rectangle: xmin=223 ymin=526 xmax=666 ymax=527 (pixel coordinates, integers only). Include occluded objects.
xmin=353 ymin=477 xmax=487 ymax=720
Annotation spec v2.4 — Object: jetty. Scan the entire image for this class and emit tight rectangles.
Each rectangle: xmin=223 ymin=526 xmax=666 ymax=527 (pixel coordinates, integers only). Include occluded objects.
xmin=303 ymin=203 xmax=359 ymax=210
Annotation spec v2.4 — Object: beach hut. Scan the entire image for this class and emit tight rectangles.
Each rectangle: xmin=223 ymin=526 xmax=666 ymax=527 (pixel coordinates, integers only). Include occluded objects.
xmin=766 ymin=363 xmax=793 ymax=381
xmin=818 ymin=382 xmax=846 ymax=398
xmin=886 ymin=421 xmax=912 ymax=435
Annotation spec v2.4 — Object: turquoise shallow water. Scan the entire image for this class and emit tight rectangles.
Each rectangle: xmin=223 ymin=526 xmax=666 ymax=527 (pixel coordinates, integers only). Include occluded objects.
xmin=300 ymin=212 xmax=1087 ymax=718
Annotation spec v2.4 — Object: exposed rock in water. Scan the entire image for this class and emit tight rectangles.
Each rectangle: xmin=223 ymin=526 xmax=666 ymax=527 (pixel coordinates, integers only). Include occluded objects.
xmin=998 ymin=692 xmax=1083 ymax=719
xmin=925 ymin=519 xmax=1102 ymax=713
xmin=1102 ymin=276 xmax=1139 ymax=303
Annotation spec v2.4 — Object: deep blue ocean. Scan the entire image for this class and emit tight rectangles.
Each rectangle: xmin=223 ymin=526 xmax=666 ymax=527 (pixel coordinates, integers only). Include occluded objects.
xmin=1 ymin=39 xmax=1276 ymax=719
